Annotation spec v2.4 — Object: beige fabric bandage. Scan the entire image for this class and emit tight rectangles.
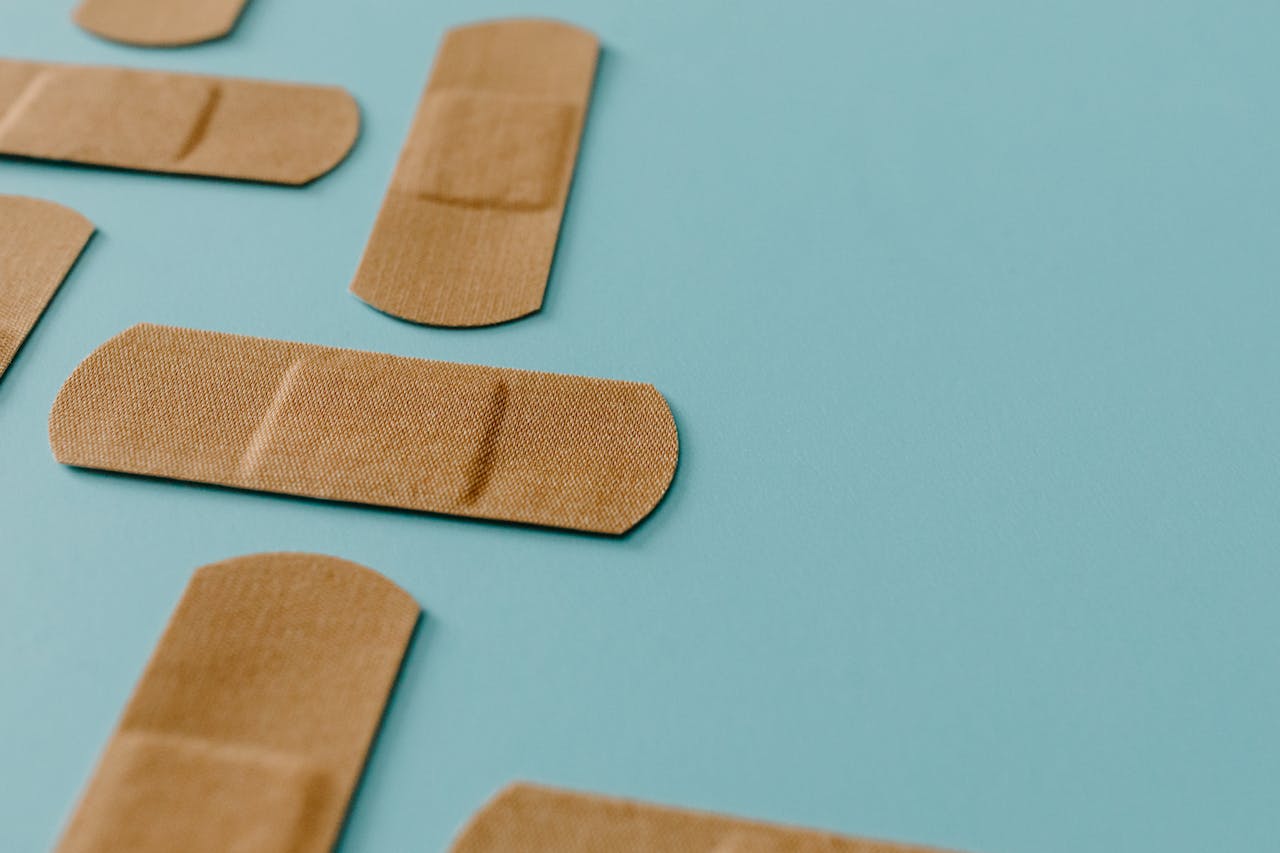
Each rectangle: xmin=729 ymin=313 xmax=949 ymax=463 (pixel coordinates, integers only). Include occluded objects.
xmin=0 ymin=59 xmax=358 ymax=185
xmin=50 ymin=323 xmax=679 ymax=534
xmin=55 ymin=552 xmax=419 ymax=853
xmin=452 ymin=784 xmax=962 ymax=853
xmin=0 ymin=196 xmax=94 ymax=382
xmin=74 ymin=0 xmax=250 ymax=47
xmin=350 ymin=19 xmax=599 ymax=327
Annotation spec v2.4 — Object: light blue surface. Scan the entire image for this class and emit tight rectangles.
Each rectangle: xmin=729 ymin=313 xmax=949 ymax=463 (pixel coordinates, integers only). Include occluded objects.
xmin=2 ymin=1 xmax=1279 ymax=850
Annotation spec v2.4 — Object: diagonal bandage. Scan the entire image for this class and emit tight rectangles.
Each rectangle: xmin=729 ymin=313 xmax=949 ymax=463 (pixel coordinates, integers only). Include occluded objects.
xmin=452 ymin=784 xmax=966 ymax=853
xmin=0 ymin=196 xmax=93 ymax=382
xmin=351 ymin=19 xmax=599 ymax=327
xmin=55 ymin=552 xmax=420 ymax=853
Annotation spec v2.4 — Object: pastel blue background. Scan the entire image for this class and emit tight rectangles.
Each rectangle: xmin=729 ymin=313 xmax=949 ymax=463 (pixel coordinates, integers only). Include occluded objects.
xmin=2 ymin=1 xmax=1278 ymax=850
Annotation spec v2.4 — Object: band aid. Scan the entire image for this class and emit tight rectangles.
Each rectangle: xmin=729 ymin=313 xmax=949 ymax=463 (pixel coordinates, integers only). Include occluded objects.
xmin=50 ymin=324 xmax=679 ymax=534
xmin=74 ymin=0 xmax=250 ymax=47
xmin=453 ymin=784 xmax=960 ymax=853
xmin=0 ymin=59 xmax=357 ymax=185
xmin=350 ymin=19 xmax=599 ymax=327
xmin=55 ymin=552 xmax=419 ymax=853
xmin=0 ymin=196 xmax=94 ymax=382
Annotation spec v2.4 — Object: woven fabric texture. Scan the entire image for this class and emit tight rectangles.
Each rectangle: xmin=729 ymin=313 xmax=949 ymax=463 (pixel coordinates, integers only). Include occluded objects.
xmin=0 ymin=195 xmax=93 ymax=380
xmin=0 ymin=59 xmax=357 ymax=185
xmin=452 ymin=784 xmax=962 ymax=853
xmin=50 ymin=324 xmax=679 ymax=534
xmin=350 ymin=19 xmax=599 ymax=326
xmin=74 ymin=0 xmax=249 ymax=47
xmin=56 ymin=552 xmax=419 ymax=853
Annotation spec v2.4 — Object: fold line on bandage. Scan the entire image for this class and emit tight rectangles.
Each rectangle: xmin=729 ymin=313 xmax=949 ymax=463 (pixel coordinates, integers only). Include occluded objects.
xmin=174 ymin=83 xmax=222 ymax=162
xmin=239 ymin=358 xmax=305 ymax=478
xmin=460 ymin=380 xmax=509 ymax=505
xmin=0 ymin=71 xmax=49 ymax=140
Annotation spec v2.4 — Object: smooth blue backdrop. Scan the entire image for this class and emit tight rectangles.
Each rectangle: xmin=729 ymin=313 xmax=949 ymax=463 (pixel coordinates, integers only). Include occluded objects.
xmin=3 ymin=1 xmax=1278 ymax=850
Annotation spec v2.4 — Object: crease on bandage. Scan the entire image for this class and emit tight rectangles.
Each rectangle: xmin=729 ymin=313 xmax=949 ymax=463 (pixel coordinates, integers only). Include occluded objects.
xmin=240 ymin=358 xmax=305 ymax=478
xmin=459 ymin=380 xmax=509 ymax=505
xmin=174 ymin=83 xmax=222 ymax=162
xmin=413 ymin=193 xmax=553 ymax=213
xmin=0 ymin=70 xmax=51 ymax=140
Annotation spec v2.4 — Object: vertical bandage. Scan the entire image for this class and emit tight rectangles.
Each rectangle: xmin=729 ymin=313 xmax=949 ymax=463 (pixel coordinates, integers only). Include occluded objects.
xmin=350 ymin=19 xmax=599 ymax=326
xmin=0 ymin=196 xmax=93 ymax=383
xmin=56 ymin=552 xmax=420 ymax=853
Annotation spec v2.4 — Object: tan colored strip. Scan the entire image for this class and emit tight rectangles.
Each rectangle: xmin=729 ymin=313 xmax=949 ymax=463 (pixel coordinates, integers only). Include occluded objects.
xmin=0 ymin=196 xmax=93 ymax=381
xmin=453 ymin=784 xmax=963 ymax=853
xmin=56 ymin=552 xmax=419 ymax=853
xmin=350 ymin=19 xmax=599 ymax=327
xmin=74 ymin=0 xmax=250 ymax=47
xmin=49 ymin=324 xmax=679 ymax=534
xmin=0 ymin=59 xmax=357 ymax=185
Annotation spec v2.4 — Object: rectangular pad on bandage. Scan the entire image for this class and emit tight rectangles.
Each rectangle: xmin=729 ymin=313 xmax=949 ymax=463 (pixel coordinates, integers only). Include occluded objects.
xmin=350 ymin=19 xmax=599 ymax=327
xmin=75 ymin=0 xmax=250 ymax=47
xmin=453 ymin=784 xmax=964 ymax=853
xmin=406 ymin=92 xmax=578 ymax=209
xmin=0 ymin=196 xmax=93 ymax=382
xmin=56 ymin=552 xmax=419 ymax=853
xmin=49 ymin=324 xmax=679 ymax=534
xmin=0 ymin=59 xmax=357 ymax=185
